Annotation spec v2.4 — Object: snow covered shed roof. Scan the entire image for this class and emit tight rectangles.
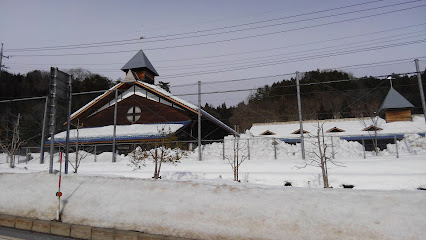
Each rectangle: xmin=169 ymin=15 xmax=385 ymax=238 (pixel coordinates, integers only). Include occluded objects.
xmin=249 ymin=116 xmax=426 ymax=141
xmin=380 ymin=87 xmax=414 ymax=110
xmin=51 ymin=121 xmax=190 ymax=144
xmin=121 ymin=50 xmax=159 ymax=76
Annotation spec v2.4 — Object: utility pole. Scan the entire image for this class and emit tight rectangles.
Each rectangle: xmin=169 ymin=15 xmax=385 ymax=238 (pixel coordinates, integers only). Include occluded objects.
xmin=40 ymin=96 xmax=49 ymax=164
xmin=112 ymin=88 xmax=118 ymax=162
xmin=49 ymin=68 xmax=58 ymax=174
xmin=64 ymin=75 xmax=73 ymax=174
xmin=0 ymin=43 xmax=11 ymax=81
xmin=198 ymin=81 xmax=202 ymax=161
xmin=296 ymin=71 xmax=306 ymax=160
xmin=414 ymin=59 xmax=426 ymax=123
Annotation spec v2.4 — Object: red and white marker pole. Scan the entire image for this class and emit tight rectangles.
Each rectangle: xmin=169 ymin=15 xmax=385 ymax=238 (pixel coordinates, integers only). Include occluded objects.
xmin=56 ymin=152 xmax=63 ymax=221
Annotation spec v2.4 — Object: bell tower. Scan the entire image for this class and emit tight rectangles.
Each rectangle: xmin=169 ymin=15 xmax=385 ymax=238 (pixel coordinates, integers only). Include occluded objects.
xmin=121 ymin=49 xmax=159 ymax=84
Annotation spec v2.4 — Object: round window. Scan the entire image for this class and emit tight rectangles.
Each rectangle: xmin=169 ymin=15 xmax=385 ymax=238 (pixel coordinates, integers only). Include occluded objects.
xmin=127 ymin=106 xmax=141 ymax=123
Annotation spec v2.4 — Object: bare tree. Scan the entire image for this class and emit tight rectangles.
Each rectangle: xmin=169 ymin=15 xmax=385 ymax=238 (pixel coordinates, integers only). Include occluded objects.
xmin=225 ymin=135 xmax=247 ymax=182
xmin=68 ymin=119 xmax=93 ymax=173
xmin=0 ymin=113 xmax=22 ymax=168
xmin=129 ymin=127 xmax=187 ymax=179
xmin=358 ymin=115 xmax=381 ymax=155
xmin=298 ymin=122 xmax=344 ymax=188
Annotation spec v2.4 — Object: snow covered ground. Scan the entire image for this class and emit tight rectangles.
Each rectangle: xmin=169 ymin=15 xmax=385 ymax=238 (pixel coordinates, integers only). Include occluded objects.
xmin=1 ymin=134 xmax=425 ymax=190
xmin=0 ymin=135 xmax=425 ymax=239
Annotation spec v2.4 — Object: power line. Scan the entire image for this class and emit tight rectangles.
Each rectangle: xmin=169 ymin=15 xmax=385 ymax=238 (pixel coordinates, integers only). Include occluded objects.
xmin=8 ymin=4 xmax=426 ymax=57
xmin=1 ymin=70 xmax=422 ymax=103
xmin=149 ymin=23 xmax=426 ymax=63
xmin=8 ymin=23 xmax=426 ymax=68
xmin=8 ymin=56 xmax=426 ymax=87
xmin=156 ymin=31 xmax=426 ymax=71
xmin=170 ymin=71 xmax=424 ymax=96
xmin=140 ymin=1 xmax=421 ymax=44
xmin=4 ymin=0 xmax=388 ymax=53
xmin=156 ymin=39 xmax=426 ymax=78
xmin=146 ymin=0 xmax=388 ymax=40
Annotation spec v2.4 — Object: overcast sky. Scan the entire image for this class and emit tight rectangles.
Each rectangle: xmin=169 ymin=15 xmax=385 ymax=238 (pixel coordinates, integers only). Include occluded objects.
xmin=1 ymin=0 xmax=425 ymax=106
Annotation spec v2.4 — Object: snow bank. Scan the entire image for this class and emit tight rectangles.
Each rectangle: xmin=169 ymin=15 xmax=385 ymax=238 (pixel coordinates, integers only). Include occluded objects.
xmin=0 ymin=173 xmax=424 ymax=240
xmin=192 ymin=135 xmax=364 ymax=161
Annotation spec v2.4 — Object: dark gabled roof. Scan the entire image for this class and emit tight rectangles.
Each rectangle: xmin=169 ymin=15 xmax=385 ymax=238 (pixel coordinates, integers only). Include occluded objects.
xmin=260 ymin=130 xmax=276 ymax=135
xmin=121 ymin=50 xmax=159 ymax=76
xmin=362 ymin=125 xmax=383 ymax=131
xmin=380 ymin=87 xmax=414 ymax=110
xmin=327 ymin=127 xmax=345 ymax=133
xmin=292 ymin=129 xmax=310 ymax=134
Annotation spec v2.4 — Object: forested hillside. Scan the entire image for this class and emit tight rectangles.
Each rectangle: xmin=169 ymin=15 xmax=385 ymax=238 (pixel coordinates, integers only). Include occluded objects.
xmin=205 ymin=70 xmax=426 ymax=131
xmin=0 ymin=68 xmax=425 ymax=145
xmin=0 ymin=69 xmax=114 ymax=145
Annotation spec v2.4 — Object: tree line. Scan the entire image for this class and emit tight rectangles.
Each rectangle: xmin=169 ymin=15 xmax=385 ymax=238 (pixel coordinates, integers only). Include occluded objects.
xmin=204 ymin=69 xmax=426 ymax=131
xmin=0 ymin=68 xmax=425 ymax=147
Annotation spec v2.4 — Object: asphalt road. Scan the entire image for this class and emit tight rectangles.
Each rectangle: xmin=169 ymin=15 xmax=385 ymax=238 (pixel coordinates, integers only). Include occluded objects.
xmin=0 ymin=226 xmax=75 ymax=240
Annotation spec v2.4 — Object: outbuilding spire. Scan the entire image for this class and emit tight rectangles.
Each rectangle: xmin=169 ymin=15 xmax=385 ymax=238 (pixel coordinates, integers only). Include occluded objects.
xmin=380 ymin=87 xmax=414 ymax=110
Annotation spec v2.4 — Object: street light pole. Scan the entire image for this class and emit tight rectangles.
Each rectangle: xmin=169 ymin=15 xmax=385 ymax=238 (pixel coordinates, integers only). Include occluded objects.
xmin=414 ymin=59 xmax=426 ymax=123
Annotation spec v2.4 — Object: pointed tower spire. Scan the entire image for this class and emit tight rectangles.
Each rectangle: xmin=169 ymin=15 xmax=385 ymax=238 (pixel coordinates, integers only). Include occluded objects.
xmin=121 ymin=50 xmax=158 ymax=84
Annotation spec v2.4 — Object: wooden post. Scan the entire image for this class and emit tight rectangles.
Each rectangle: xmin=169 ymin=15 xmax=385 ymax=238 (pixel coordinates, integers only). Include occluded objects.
xmin=222 ymin=138 xmax=225 ymax=160
xmin=361 ymin=135 xmax=366 ymax=159
xmin=273 ymin=138 xmax=277 ymax=160
xmin=25 ymin=147 xmax=29 ymax=164
xmin=247 ymin=139 xmax=250 ymax=160
xmin=394 ymin=135 xmax=399 ymax=159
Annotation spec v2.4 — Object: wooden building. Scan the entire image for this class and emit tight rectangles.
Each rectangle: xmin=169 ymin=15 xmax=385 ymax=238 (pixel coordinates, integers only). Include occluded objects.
xmin=53 ymin=50 xmax=237 ymax=147
xmin=379 ymin=87 xmax=414 ymax=123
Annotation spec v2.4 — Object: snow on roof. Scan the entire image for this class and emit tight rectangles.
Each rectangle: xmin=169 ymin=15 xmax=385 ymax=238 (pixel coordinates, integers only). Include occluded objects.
xmin=136 ymin=81 xmax=198 ymax=110
xmin=51 ymin=121 xmax=190 ymax=144
xmin=250 ymin=116 xmax=426 ymax=139
xmin=70 ymin=82 xmax=123 ymax=120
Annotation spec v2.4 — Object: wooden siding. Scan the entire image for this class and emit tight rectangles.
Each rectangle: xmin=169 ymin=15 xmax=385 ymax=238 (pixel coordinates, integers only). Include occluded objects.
xmin=82 ymin=95 xmax=191 ymax=127
xmin=135 ymin=71 xmax=145 ymax=80
xmin=385 ymin=109 xmax=412 ymax=123
xmin=134 ymin=69 xmax=154 ymax=84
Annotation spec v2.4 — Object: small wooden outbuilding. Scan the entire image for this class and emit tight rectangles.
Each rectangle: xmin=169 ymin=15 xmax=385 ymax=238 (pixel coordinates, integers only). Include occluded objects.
xmin=379 ymin=87 xmax=414 ymax=123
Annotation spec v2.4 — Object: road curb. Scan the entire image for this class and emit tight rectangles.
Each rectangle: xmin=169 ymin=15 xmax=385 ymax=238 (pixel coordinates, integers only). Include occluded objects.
xmin=0 ymin=214 xmax=194 ymax=240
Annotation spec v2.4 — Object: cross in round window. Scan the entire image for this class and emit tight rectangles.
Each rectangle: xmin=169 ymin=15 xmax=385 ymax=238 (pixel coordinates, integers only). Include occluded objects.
xmin=127 ymin=106 xmax=141 ymax=123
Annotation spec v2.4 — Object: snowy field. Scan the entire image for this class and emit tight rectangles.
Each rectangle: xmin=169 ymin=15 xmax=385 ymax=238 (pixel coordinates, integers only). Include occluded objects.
xmin=1 ymin=134 xmax=425 ymax=190
xmin=0 ymin=135 xmax=425 ymax=239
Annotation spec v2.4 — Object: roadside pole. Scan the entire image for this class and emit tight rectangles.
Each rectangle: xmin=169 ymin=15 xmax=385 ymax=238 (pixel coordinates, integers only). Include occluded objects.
xmin=40 ymin=96 xmax=48 ymax=164
xmin=49 ymin=68 xmax=57 ymax=174
xmin=414 ymin=59 xmax=426 ymax=123
xmin=65 ymin=75 xmax=72 ymax=174
xmin=198 ymin=81 xmax=202 ymax=161
xmin=112 ymin=88 xmax=118 ymax=162
xmin=296 ymin=71 xmax=306 ymax=159
xmin=56 ymin=152 xmax=63 ymax=221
